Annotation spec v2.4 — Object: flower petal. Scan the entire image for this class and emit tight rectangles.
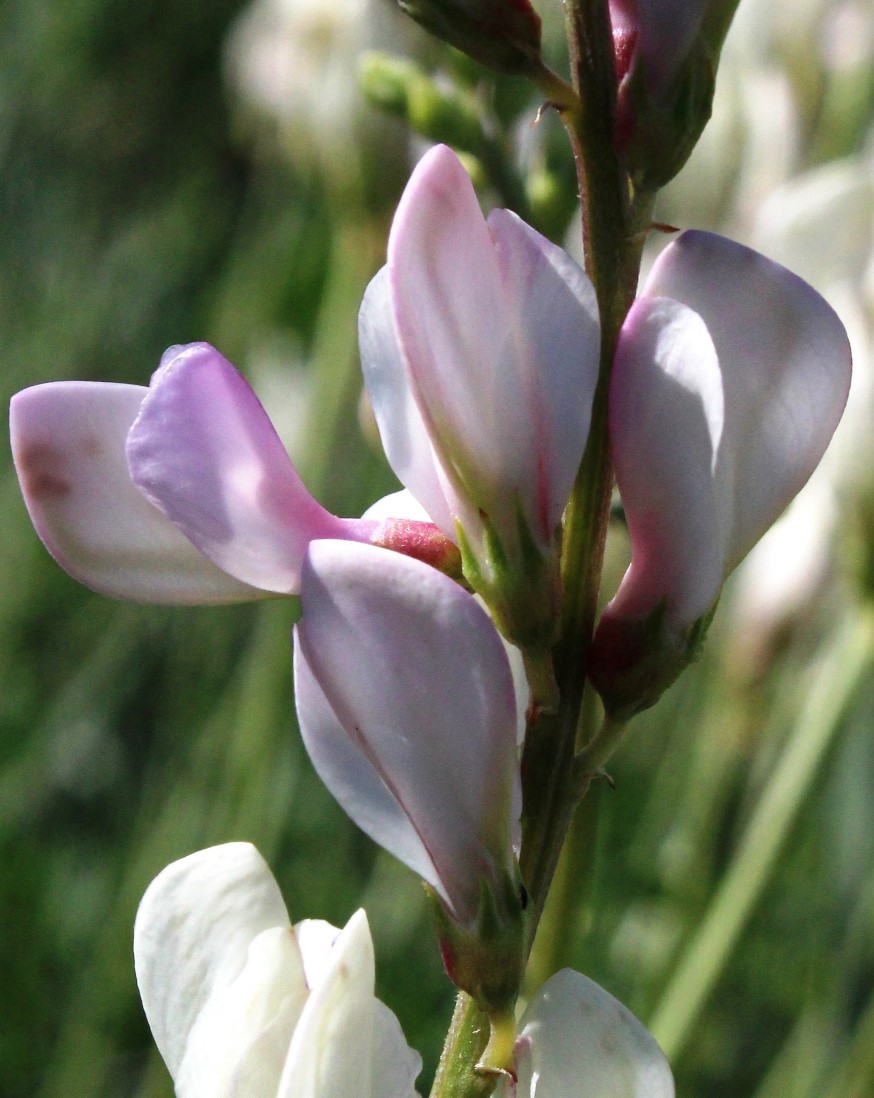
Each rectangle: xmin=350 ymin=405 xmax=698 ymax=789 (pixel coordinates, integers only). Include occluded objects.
xmin=610 ymin=230 xmax=852 ymax=627
xmin=485 ymin=207 xmax=599 ymax=535
xmin=507 ymin=970 xmax=675 ymax=1098
xmin=294 ymin=539 xmax=520 ymax=926
xmin=386 ymin=145 xmax=599 ymax=548
xmin=127 ymin=343 xmax=372 ymax=593
xmin=288 ymin=915 xmax=421 ymax=1098
xmin=175 ymin=926 xmax=308 ymax=1098
xmin=608 ymin=295 xmax=726 ymax=625
xmin=359 ymin=269 xmax=456 ymax=537
xmin=361 ymin=488 xmax=431 ymax=524
xmin=370 ymin=999 xmax=424 ymax=1098
xmin=280 ymin=909 xmax=376 ymax=1098
xmin=10 ymin=382 xmax=261 ymax=603
xmin=133 ymin=843 xmax=292 ymax=1078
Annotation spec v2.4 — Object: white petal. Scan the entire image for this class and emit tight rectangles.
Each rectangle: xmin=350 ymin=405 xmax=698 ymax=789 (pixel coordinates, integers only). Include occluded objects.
xmin=294 ymin=918 xmax=346 ymax=990
xmin=359 ymin=268 xmax=456 ymax=537
xmin=513 ymin=970 xmax=675 ymax=1098
xmin=133 ymin=843 xmax=291 ymax=1078
xmin=369 ymin=999 xmax=423 ymax=1098
xmin=294 ymin=540 xmax=520 ymax=925
xmin=609 ymin=295 xmax=727 ymax=625
xmin=280 ymin=909 xmax=376 ymax=1098
xmin=175 ymin=926 xmax=309 ymax=1098
xmin=10 ymin=383 xmax=262 ymax=603
xmin=361 ymin=488 xmax=432 ymax=524
xmin=645 ymin=231 xmax=852 ymax=575
xmin=291 ymin=916 xmax=422 ymax=1098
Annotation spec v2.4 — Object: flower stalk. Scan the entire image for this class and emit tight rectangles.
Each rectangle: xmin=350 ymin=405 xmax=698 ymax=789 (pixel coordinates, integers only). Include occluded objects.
xmin=432 ymin=1 xmax=651 ymax=1094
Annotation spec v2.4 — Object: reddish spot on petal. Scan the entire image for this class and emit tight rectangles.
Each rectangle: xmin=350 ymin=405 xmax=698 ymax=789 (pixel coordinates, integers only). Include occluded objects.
xmin=613 ymin=25 xmax=638 ymax=81
xmin=81 ymin=432 xmax=102 ymax=457
xmin=16 ymin=443 xmax=71 ymax=500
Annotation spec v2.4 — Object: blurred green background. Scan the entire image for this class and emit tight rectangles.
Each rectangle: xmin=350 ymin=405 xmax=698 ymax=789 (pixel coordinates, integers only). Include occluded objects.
xmin=2 ymin=0 xmax=874 ymax=1095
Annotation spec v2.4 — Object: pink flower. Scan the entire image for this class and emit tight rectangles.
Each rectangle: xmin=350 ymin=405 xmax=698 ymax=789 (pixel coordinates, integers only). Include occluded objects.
xmin=9 ymin=343 xmax=434 ymax=603
xmin=361 ymin=145 xmax=599 ymax=562
xmin=12 ymin=148 xmax=597 ymax=640
xmin=293 ymin=539 xmax=521 ymax=931
xmin=360 ymin=144 xmax=600 ymax=645
xmin=590 ymin=230 xmax=852 ymax=716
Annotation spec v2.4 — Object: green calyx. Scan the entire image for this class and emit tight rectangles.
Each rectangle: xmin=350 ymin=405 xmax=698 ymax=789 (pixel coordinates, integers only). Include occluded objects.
xmin=456 ymin=504 xmax=562 ymax=656
xmin=427 ymin=866 xmax=528 ymax=1015
xmin=620 ymin=40 xmax=718 ymax=193
xmin=618 ymin=0 xmax=741 ymax=194
xmin=589 ymin=601 xmax=718 ymax=721
xmin=395 ymin=0 xmax=543 ymax=77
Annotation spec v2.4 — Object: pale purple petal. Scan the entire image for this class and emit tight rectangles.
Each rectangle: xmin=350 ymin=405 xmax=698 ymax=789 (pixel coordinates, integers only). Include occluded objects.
xmin=608 ymin=295 xmax=726 ymax=625
xmin=389 ymin=146 xmax=513 ymax=502
xmin=133 ymin=843 xmax=292 ymax=1078
xmin=486 ymin=208 xmax=599 ymax=535
xmin=359 ymin=269 xmax=456 ymax=537
xmin=10 ymin=382 xmax=261 ymax=604
xmin=387 ymin=145 xmax=599 ymax=548
xmin=294 ymin=539 xmax=520 ymax=927
xmin=127 ymin=343 xmax=373 ymax=594
xmin=504 ymin=970 xmax=675 ymax=1098
xmin=609 ymin=231 xmax=852 ymax=627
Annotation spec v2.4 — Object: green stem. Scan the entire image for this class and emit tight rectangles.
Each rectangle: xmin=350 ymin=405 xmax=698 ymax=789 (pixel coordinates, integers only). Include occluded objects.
xmin=649 ymin=607 xmax=874 ymax=1061
xmin=430 ymin=995 xmax=494 ymax=1098
xmin=432 ymin=5 xmax=654 ymax=1094
xmin=518 ymin=0 xmax=648 ymax=942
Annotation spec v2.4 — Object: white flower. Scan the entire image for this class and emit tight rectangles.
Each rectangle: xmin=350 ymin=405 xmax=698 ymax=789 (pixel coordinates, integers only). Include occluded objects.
xmin=133 ymin=842 xmax=421 ymax=1097
xmin=496 ymin=969 xmax=675 ymax=1097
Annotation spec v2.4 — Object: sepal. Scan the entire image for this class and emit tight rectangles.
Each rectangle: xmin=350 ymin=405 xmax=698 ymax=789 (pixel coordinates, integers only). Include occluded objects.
xmin=457 ymin=503 xmax=561 ymax=660
xmin=396 ymin=0 xmax=543 ymax=77
xmin=427 ymin=866 xmax=527 ymax=1015
xmin=588 ymin=600 xmax=716 ymax=719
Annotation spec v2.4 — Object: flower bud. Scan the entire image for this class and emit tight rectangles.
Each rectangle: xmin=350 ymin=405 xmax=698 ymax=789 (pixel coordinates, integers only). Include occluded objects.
xmin=610 ymin=0 xmax=739 ymax=190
